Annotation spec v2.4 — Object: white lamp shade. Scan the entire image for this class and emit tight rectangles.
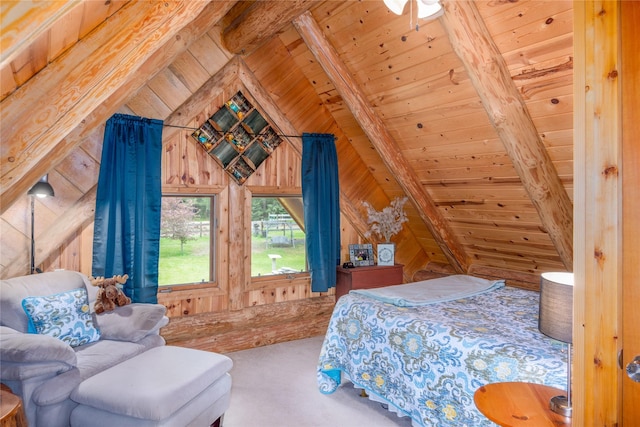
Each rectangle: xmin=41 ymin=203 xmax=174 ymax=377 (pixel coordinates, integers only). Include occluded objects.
xmin=416 ymin=0 xmax=444 ymax=19
xmin=383 ymin=0 xmax=409 ymax=15
xmin=539 ymin=272 xmax=574 ymax=344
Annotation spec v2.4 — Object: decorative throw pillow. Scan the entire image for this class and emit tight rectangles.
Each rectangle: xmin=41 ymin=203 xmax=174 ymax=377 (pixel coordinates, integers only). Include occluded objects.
xmin=22 ymin=288 xmax=101 ymax=347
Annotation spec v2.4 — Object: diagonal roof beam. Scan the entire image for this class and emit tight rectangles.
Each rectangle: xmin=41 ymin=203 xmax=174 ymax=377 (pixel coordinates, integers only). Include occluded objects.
xmin=221 ymin=0 xmax=315 ymax=55
xmin=0 ymin=0 xmax=235 ymax=212
xmin=0 ymin=0 xmax=81 ymax=68
xmin=440 ymin=0 xmax=573 ymax=270
xmin=1 ymin=2 xmax=236 ymax=275
xmin=292 ymin=11 xmax=469 ymax=273
xmin=0 ymin=1 xmax=211 ymax=209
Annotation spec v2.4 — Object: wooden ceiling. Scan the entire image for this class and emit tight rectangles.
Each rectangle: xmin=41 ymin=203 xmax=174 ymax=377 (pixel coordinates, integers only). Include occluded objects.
xmin=0 ymin=0 xmax=573 ymax=281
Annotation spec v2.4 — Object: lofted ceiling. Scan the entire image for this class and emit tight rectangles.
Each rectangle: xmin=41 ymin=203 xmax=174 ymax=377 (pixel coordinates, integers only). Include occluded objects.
xmin=0 ymin=0 xmax=573 ymax=282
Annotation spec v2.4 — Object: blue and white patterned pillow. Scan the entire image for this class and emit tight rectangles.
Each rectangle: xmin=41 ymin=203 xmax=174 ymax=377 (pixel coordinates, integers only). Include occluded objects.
xmin=22 ymin=288 xmax=101 ymax=347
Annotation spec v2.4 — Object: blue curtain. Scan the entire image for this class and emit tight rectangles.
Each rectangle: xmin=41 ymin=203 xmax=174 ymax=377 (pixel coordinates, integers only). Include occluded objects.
xmin=92 ymin=114 xmax=163 ymax=303
xmin=302 ymin=133 xmax=340 ymax=293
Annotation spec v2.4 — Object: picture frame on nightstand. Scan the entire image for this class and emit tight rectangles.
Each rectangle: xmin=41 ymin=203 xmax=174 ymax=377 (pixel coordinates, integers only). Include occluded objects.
xmin=377 ymin=243 xmax=395 ymax=266
xmin=349 ymin=244 xmax=374 ymax=267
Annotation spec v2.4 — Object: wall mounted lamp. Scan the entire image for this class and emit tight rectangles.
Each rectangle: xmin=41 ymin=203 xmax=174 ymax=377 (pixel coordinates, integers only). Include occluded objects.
xmin=27 ymin=175 xmax=55 ymax=274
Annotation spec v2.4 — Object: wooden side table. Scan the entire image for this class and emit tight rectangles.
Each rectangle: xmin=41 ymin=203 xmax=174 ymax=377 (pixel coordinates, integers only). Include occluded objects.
xmin=335 ymin=264 xmax=403 ymax=300
xmin=474 ymin=382 xmax=571 ymax=427
xmin=0 ymin=384 xmax=27 ymax=427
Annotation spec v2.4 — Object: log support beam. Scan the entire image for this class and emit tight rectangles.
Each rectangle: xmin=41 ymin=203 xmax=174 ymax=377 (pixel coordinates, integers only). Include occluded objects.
xmin=162 ymin=296 xmax=335 ymax=353
xmin=0 ymin=2 xmax=237 ymax=277
xmin=0 ymin=0 xmax=215 ymax=213
xmin=0 ymin=0 xmax=81 ymax=68
xmin=440 ymin=0 xmax=573 ymax=270
xmin=292 ymin=11 xmax=469 ymax=274
xmin=221 ymin=0 xmax=314 ymax=55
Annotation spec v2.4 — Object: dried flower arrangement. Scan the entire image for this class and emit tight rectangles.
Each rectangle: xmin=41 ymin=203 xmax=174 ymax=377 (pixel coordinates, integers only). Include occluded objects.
xmin=362 ymin=197 xmax=409 ymax=242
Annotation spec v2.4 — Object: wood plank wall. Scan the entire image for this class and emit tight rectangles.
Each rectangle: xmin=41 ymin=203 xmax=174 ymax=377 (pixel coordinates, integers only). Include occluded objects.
xmin=157 ymin=101 xmax=375 ymax=351
xmin=4 ymin=0 xmax=577 ymax=353
xmin=36 ymin=117 xmax=369 ymax=352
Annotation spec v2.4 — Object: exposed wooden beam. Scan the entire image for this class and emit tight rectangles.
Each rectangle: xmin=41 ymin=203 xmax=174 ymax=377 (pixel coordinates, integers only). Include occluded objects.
xmin=221 ymin=0 xmax=314 ymax=55
xmin=162 ymin=295 xmax=335 ymax=353
xmin=0 ymin=1 xmax=233 ymax=214
xmin=292 ymin=11 xmax=469 ymax=274
xmin=440 ymin=0 xmax=573 ymax=270
xmin=1 ymin=1 xmax=155 ymax=136
xmin=0 ymin=0 xmax=81 ymax=68
xmin=1 ymin=186 xmax=96 ymax=279
xmin=0 ymin=1 xmax=210 ymax=213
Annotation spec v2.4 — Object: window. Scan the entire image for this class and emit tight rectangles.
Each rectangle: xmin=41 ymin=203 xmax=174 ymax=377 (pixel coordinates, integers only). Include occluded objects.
xmin=251 ymin=196 xmax=306 ymax=276
xmin=159 ymin=195 xmax=215 ymax=286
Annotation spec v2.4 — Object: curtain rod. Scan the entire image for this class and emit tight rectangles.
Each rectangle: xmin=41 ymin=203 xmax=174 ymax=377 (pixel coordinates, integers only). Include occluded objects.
xmin=162 ymin=122 xmax=304 ymax=139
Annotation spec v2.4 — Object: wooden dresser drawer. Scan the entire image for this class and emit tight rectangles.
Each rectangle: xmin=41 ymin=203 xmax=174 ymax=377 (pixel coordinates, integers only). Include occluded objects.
xmin=335 ymin=264 xmax=403 ymax=300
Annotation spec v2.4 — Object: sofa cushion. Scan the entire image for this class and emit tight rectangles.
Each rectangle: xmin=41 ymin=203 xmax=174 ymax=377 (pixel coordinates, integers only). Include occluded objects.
xmin=95 ymin=304 xmax=167 ymax=342
xmin=1 ymin=271 xmax=96 ymax=333
xmin=22 ymin=288 xmax=101 ymax=347
xmin=0 ymin=326 xmax=77 ymax=365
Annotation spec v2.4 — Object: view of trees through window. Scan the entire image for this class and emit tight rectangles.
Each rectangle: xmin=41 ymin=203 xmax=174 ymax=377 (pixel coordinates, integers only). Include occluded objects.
xmin=159 ymin=196 xmax=214 ymax=286
xmin=251 ymin=196 xmax=306 ymax=276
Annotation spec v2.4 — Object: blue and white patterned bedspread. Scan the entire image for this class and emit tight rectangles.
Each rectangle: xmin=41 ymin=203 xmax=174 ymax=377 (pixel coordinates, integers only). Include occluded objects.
xmin=317 ymin=285 xmax=567 ymax=427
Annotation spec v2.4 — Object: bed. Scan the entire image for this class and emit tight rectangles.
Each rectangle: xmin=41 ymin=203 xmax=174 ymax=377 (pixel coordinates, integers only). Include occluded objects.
xmin=317 ymin=275 xmax=567 ymax=427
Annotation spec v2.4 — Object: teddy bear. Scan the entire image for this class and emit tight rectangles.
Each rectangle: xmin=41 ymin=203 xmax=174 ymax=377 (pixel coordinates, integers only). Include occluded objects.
xmin=90 ymin=274 xmax=131 ymax=314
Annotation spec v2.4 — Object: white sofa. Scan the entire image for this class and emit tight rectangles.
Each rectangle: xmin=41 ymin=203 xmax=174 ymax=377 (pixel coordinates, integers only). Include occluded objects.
xmin=0 ymin=271 xmax=169 ymax=426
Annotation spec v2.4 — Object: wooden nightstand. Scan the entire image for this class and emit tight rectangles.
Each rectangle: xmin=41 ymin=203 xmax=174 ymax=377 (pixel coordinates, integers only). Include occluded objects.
xmin=335 ymin=264 xmax=403 ymax=300
xmin=474 ymin=382 xmax=571 ymax=427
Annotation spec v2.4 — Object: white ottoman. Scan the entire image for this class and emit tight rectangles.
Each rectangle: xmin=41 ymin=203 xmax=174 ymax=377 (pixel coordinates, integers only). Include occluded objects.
xmin=70 ymin=346 xmax=232 ymax=427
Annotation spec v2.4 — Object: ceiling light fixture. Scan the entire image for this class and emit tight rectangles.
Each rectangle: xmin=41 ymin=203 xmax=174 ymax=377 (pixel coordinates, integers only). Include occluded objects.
xmin=383 ymin=0 xmax=444 ymax=20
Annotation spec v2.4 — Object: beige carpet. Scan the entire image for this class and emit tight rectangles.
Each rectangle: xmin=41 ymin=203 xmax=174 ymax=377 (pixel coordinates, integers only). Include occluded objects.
xmin=223 ymin=335 xmax=414 ymax=427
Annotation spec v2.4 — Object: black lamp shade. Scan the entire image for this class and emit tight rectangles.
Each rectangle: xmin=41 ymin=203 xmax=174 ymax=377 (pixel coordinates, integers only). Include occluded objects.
xmin=539 ymin=272 xmax=574 ymax=344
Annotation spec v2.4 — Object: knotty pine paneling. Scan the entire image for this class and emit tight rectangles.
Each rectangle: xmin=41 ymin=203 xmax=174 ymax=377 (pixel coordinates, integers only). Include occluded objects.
xmin=168 ymin=50 xmax=211 ymax=93
xmin=1 ymin=0 xmax=580 ymax=351
xmin=301 ymin=0 xmax=573 ymax=277
xmin=484 ymin=6 xmax=573 ymax=55
xmin=147 ymin=68 xmax=192 ymax=111
xmin=0 ymin=218 xmax=29 ymax=274
xmin=56 ymin=147 xmax=100 ymax=194
xmin=188 ymin=31 xmax=232 ymax=74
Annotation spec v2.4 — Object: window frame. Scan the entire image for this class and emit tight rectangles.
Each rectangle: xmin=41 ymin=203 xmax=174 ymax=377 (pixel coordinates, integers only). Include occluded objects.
xmin=158 ymin=193 xmax=217 ymax=292
xmin=248 ymin=191 xmax=309 ymax=282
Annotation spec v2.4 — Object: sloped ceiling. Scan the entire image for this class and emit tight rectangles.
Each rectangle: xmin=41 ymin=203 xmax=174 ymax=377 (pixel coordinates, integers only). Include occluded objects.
xmin=0 ymin=0 xmax=573 ymax=281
